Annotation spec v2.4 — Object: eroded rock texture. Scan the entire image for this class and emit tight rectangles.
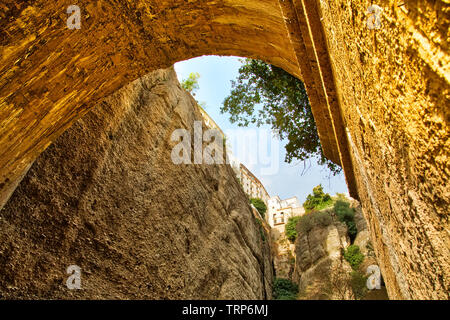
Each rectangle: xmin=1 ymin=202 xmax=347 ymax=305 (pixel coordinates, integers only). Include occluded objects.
xmin=292 ymin=216 xmax=353 ymax=300
xmin=292 ymin=204 xmax=389 ymax=300
xmin=318 ymin=0 xmax=449 ymax=299
xmin=0 ymin=0 xmax=448 ymax=299
xmin=0 ymin=68 xmax=273 ymax=299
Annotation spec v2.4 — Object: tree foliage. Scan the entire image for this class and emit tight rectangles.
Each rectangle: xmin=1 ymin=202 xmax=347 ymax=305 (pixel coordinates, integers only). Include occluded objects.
xmin=250 ymin=198 xmax=267 ymax=218
xmin=273 ymin=278 xmax=298 ymax=300
xmin=344 ymin=245 xmax=365 ymax=271
xmin=285 ymin=216 xmax=301 ymax=242
xmin=181 ymin=72 xmax=200 ymax=95
xmin=221 ymin=59 xmax=341 ymax=175
xmin=334 ymin=200 xmax=357 ymax=241
xmin=303 ymin=185 xmax=333 ymax=212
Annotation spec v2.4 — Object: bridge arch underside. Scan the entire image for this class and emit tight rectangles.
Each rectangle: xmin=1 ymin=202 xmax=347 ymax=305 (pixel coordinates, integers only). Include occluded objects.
xmin=0 ymin=0 xmax=351 ymax=208
xmin=1 ymin=0 xmax=449 ymax=300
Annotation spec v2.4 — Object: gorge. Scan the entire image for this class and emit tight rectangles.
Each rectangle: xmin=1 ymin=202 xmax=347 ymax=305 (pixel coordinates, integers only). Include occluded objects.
xmin=0 ymin=0 xmax=448 ymax=299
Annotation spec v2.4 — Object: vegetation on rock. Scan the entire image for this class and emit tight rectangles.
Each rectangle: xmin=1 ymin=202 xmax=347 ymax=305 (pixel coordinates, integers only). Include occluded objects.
xmin=344 ymin=245 xmax=365 ymax=271
xmin=273 ymin=278 xmax=298 ymax=300
xmin=303 ymin=185 xmax=333 ymax=212
xmin=180 ymin=72 xmax=200 ymax=95
xmin=350 ymin=271 xmax=368 ymax=300
xmin=250 ymin=198 xmax=267 ymax=219
xmin=297 ymin=210 xmax=333 ymax=234
xmin=334 ymin=200 xmax=357 ymax=242
xmin=285 ymin=216 xmax=301 ymax=242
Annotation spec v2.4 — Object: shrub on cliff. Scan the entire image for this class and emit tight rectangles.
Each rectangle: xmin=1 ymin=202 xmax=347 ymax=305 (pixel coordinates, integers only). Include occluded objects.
xmin=250 ymin=198 xmax=267 ymax=219
xmin=181 ymin=72 xmax=200 ymax=95
xmin=334 ymin=200 xmax=357 ymax=241
xmin=297 ymin=210 xmax=333 ymax=234
xmin=285 ymin=216 xmax=301 ymax=242
xmin=344 ymin=245 xmax=364 ymax=271
xmin=350 ymin=271 xmax=368 ymax=300
xmin=273 ymin=278 xmax=298 ymax=300
xmin=303 ymin=185 xmax=333 ymax=212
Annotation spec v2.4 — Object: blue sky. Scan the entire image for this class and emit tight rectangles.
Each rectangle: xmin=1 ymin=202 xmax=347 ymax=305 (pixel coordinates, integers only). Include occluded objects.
xmin=174 ymin=56 xmax=349 ymax=204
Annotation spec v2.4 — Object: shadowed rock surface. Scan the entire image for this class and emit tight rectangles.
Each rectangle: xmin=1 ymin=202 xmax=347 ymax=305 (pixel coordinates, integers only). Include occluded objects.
xmin=0 ymin=68 xmax=273 ymax=299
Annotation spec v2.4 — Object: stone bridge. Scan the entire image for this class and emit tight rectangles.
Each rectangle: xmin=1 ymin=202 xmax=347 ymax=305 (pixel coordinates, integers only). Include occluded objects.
xmin=0 ymin=0 xmax=448 ymax=299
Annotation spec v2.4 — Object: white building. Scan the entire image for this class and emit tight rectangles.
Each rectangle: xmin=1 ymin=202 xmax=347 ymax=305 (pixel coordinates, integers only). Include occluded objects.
xmin=239 ymin=163 xmax=270 ymax=205
xmin=267 ymin=196 xmax=305 ymax=230
xmin=197 ymin=104 xmax=270 ymax=207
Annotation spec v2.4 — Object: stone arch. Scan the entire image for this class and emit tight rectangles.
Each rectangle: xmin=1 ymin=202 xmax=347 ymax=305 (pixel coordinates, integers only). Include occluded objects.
xmin=1 ymin=0 xmax=448 ymax=300
xmin=0 ymin=0 xmax=353 ymax=208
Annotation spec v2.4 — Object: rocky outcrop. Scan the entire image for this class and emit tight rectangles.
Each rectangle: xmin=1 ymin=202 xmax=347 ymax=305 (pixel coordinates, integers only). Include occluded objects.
xmin=0 ymin=67 xmax=273 ymax=299
xmin=292 ymin=202 xmax=390 ymax=300
xmin=292 ymin=216 xmax=353 ymax=300
xmin=271 ymin=227 xmax=296 ymax=280
xmin=353 ymin=203 xmax=373 ymax=258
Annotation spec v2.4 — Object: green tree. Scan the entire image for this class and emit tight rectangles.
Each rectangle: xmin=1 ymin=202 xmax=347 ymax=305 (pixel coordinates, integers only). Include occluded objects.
xmin=303 ymin=185 xmax=333 ymax=212
xmin=273 ymin=278 xmax=298 ymax=300
xmin=181 ymin=72 xmax=200 ymax=95
xmin=221 ymin=59 xmax=341 ymax=175
xmin=285 ymin=216 xmax=301 ymax=242
xmin=334 ymin=200 xmax=357 ymax=241
xmin=250 ymin=198 xmax=267 ymax=218
xmin=344 ymin=245 xmax=365 ymax=271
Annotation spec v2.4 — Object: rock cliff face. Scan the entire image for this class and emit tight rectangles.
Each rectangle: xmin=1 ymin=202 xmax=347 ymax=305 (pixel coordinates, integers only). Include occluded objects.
xmin=292 ymin=203 xmax=389 ymax=300
xmin=318 ymin=0 xmax=449 ymax=299
xmin=0 ymin=68 xmax=273 ymax=299
xmin=271 ymin=227 xmax=296 ymax=280
xmin=292 ymin=216 xmax=352 ymax=300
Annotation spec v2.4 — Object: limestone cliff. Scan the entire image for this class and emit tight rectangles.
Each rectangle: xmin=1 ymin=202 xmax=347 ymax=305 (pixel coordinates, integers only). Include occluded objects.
xmin=292 ymin=202 xmax=389 ymax=300
xmin=0 ymin=68 xmax=273 ymax=299
xmin=271 ymin=228 xmax=296 ymax=280
xmin=292 ymin=215 xmax=353 ymax=300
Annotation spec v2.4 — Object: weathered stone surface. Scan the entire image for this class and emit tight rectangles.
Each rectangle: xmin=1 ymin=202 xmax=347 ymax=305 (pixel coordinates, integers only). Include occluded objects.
xmin=353 ymin=203 xmax=371 ymax=256
xmin=0 ymin=67 xmax=273 ymax=299
xmin=292 ymin=218 xmax=353 ymax=300
xmin=0 ymin=0 xmax=448 ymax=299
xmin=317 ymin=0 xmax=449 ymax=299
xmin=271 ymin=228 xmax=296 ymax=280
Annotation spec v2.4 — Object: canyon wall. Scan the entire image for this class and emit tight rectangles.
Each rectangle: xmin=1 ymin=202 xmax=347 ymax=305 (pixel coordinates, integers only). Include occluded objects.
xmin=317 ymin=0 xmax=449 ymax=299
xmin=271 ymin=228 xmax=296 ymax=281
xmin=0 ymin=68 xmax=273 ymax=299
xmin=0 ymin=0 xmax=448 ymax=299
